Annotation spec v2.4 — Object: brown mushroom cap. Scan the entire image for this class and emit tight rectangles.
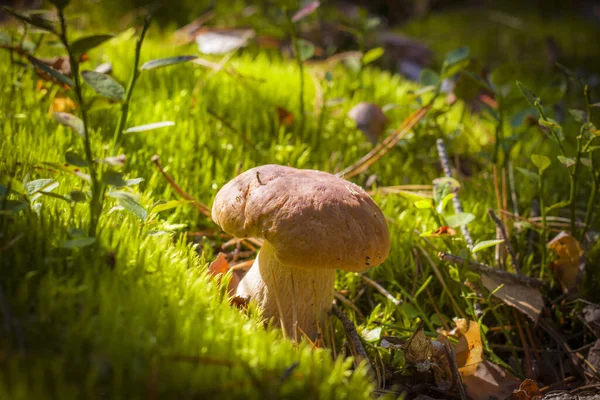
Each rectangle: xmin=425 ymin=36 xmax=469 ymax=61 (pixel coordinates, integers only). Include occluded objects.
xmin=212 ymin=165 xmax=390 ymax=272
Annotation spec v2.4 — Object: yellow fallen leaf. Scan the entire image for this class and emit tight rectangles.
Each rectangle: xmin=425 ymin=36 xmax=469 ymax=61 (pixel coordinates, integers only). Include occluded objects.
xmin=547 ymin=231 xmax=583 ymax=293
xmin=455 ymin=320 xmax=483 ymax=368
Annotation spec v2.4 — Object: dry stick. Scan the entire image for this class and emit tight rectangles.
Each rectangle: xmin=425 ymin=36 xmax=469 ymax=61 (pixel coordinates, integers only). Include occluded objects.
xmin=435 ymin=138 xmax=474 ymax=250
xmin=337 ymin=106 xmax=429 ymax=179
xmin=512 ymin=309 xmax=533 ymax=378
xmin=437 ymin=252 xmax=544 ymax=288
xmin=359 ymin=275 xmax=401 ymax=306
xmin=488 ymin=208 xmax=520 ymax=273
xmin=334 ymin=292 xmax=365 ymax=319
xmin=418 ymin=245 xmax=467 ymax=319
xmin=151 ymin=155 xmax=211 ymax=217
xmin=331 ymin=305 xmax=375 ymax=380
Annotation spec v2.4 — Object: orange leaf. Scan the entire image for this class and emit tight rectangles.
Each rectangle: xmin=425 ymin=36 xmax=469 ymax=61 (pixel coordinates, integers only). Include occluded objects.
xmin=208 ymin=252 xmax=240 ymax=296
xmin=276 ymin=106 xmax=294 ymax=127
xmin=49 ymin=95 xmax=77 ymax=114
xmin=510 ymin=379 xmax=542 ymax=400
xmin=431 ymin=226 xmax=456 ymax=236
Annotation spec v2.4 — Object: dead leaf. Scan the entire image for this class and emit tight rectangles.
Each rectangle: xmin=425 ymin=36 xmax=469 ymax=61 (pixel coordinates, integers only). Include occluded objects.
xmin=291 ymin=1 xmax=320 ymax=22
xmin=547 ymin=232 xmax=583 ymax=293
xmin=347 ymin=102 xmax=388 ymax=145
xmin=460 ymin=360 xmax=520 ymax=400
xmin=482 ymin=274 xmax=544 ymax=322
xmin=583 ymin=305 xmax=600 ymax=337
xmin=586 ymin=339 xmax=600 ymax=384
xmin=404 ymin=327 xmax=433 ymax=372
xmin=49 ymin=95 xmax=77 ymax=114
xmin=195 ymin=29 xmax=254 ymax=55
xmin=431 ymin=337 xmax=454 ymax=391
xmin=454 ymin=320 xmax=483 ymax=368
xmin=208 ymin=252 xmax=240 ymax=295
xmin=276 ymin=106 xmax=294 ymax=127
xmin=510 ymin=379 xmax=542 ymax=399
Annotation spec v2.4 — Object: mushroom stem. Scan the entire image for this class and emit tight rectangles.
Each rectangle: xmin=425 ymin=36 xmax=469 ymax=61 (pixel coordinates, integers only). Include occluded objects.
xmin=236 ymin=242 xmax=336 ymax=340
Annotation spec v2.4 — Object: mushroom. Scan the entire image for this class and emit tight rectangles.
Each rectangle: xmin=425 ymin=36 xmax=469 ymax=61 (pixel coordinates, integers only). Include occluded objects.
xmin=212 ymin=165 xmax=390 ymax=339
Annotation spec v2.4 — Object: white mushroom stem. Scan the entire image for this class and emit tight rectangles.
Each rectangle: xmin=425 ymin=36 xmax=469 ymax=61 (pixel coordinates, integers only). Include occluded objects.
xmin=235 ymin=241 xmax=336 ymax=340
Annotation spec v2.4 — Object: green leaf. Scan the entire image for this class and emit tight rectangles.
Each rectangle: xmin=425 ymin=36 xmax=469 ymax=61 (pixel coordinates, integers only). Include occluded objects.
xmin=516 ymin=167 xmax=539 ymax=182
xmin=70 ymin=190 xmax=87 ymax=202
xmin=462 ymin=70 xmax=494 ymax=93
xmin=516 ymin=81 xmax=540 ymax=107
xmin=140 ymin=55 xmax=198 ymax=71
xmin=70 ymin=34 xmax=114 ymax=56
xmin=65 ymin=151 xmax=88 ymax=167
xmin=555 ymin=63 xmax=584 ymax=87
xmin=62 ymin=237 xmax=96 ymax=249
xmin=362 ymin=326 xmax=382 ymax=342
xmin=445 ymin=46 xmax=470 ymax=66
xmin=109 ymin=191 xmax=147 ymax=221
xmin=125 ymin=178 xmax=144 ymax=187
xmin=27 ymin=55 xmax=74 ymax=87
xmin=557 ymin=155 xmax=575 ymax=168
xmin=25 ymin=179 xmax=56 ymax=196
xmin=38 ymin=190 xmax=71 ymax=203
xmin=433 ymin=177 xmax=460 ymax=205
xmin=437 ymin=193 xmax=455 ymax=214
xmin=53 ymin=112 xmax=85 ymax=138
xmin=568 ymin=109 xmax=587 ymax=124
xmin=102 ymin=171 xmax=126 ymax=188
xmin=472 ymin=239 xmax=504 ymax=254
xmin=296 ymin=39 xmax=315 ymax=62
xmin=97 ymin=155 xmax=126 ymax=167
xmin=123 ymin=121 xmax=174 ymax=133
xmin=531 ymin=154 xmax=551 ymax=173
xmin=362 ymin=47 xmax=384 ymax=65
xmin=420 ymin=68 xmax=440 ymax=87
xmin=0 ymin=7 xmax=55 ymax=33
xmin=538 ymin=118 xmax=565 ymax=143
xmin=445 ymin=212 xmax=475 ymax=228
xmin=150 ymin=200 xmax=191 ymax=214
xmin=581 ymin=158 xmax=592 ymax=168
xmin=414 ymin=200 xmax=433 ymax=209
xmin=0 ymin=200 xmax=29 ymax=214
xmin=81 ymin=70 xmax=124 ymax=101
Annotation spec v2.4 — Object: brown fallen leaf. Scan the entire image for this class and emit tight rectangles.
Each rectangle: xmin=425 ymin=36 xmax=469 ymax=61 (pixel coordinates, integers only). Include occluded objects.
xmin=547 ymin=232 xmax=583 ymax=293
xmin=586 ymin=339 xmax=600 ymax=384
xmin=583 ymin=305 xmax=600 ymax=337
xmin=460 ymin=360 xmax=520 ymax=400
xmin=207 ymin=252 xmax=240 ymax=296
xmin=482 ymin=273 xmax=544 ymax=322
xmin=404 ymin=327 xmax=433 ymax=372
xmin=431 ymin=337 xmax=454 ymax=391
xmin=510 ymin=379 xmax=542 ymax=399
xmin=347 ymin=102 xmax=388 ymax=145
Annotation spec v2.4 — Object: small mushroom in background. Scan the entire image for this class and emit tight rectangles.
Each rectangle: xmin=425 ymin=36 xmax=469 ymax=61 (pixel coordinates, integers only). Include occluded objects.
xmin=347 ymin=102 xmax=388 ymax=145
xmin=212 ymin=164 xmax=390 ymax=340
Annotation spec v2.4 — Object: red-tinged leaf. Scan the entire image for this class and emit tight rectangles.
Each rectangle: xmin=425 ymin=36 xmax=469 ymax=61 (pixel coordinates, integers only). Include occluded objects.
xmin=291 ymin=1 xmax=320 ymax=22
xmin=276 ymin=106 xmax=294 ymax=127
xmin=509 ymin=379 xmax=542 ymax=399
xmin=431 ymin=226 xmax=456 ymax=236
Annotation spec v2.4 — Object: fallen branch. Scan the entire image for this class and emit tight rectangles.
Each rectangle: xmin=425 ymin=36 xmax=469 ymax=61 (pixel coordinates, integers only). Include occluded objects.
xmin=337 ymin=106 xmax=429 ymax=179
xmin=437 ymin=252 xmax=544 ymax=288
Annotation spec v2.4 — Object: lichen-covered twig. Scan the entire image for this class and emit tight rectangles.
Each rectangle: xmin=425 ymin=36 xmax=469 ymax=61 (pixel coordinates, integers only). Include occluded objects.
xmin=331 ymin=305 xmax=375 ymax=381
xmin=435 ymin=139 xmax=474 ymax=249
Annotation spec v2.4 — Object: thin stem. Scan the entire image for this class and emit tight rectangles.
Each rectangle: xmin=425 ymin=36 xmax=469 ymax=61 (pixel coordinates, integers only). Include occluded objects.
xmin=539 ymin=176 xmax=547 ymax=279
xmin=57 ymin=8 xmax=99 ymax=237
xmin=111 ymin=16 xmax=151 ymax=154
xmin=570 ymin=136 xmax=582 ymax=235
xmin=287 ymin=14 xmax=305 ymax=136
